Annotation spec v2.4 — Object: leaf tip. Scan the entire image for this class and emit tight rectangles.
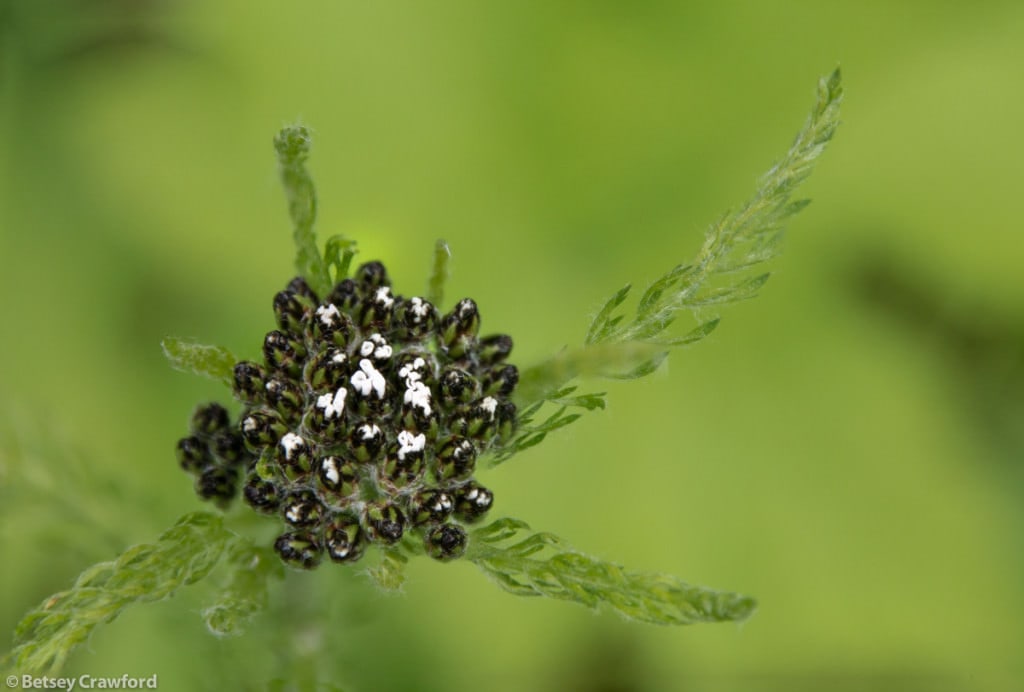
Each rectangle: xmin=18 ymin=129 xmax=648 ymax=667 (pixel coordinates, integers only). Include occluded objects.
xmin=273 ymin=125 xmax=312 ymax=165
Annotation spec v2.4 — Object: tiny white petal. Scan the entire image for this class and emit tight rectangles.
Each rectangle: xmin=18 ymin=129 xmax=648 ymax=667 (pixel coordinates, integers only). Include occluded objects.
xmin=480 ymin=396 xmax=498 ymax=419
xmin=280 ymin=432 xmax=305 ymax=460
xmin=404 ymin=380 xmax=432 ymax=416
xmin=396 ymin=430 xmax=426 ymax=461
xmin=374 ymin=287 xmax=395 ymax=308
xmin=316 ymin=303 xmax=341 ymax=327
xmin=315 ymin=387 xmax=347 ymax=419
xmin=321 ymin=457 xmax=340 ymax=484
xmin=409 ymin=297 xmax=430 ymax=321
xmin=351 ymin=359 xmax=386 ymax=398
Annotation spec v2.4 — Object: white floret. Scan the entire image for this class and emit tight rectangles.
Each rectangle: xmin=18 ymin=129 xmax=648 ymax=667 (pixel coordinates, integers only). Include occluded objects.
xmin=404 ymin=380 xmax=432 ymax=416
xmin=398 ymin=357 xmax=427 ymax=382
xmin=396 ymin=430 xmax=426 ymax=461
xmin=457 ymin=299 xmax=475 ymax=319
xmin=480 ymin=396 xmax=498 ymax=420
xmin=359 ymin=333 xmax=392 ymax=360
xmin=359 ymin=423 xmax=381 ymax=440
xmin=374 ymin=286 xmax=395 ymax=308
xmin=315 ymin=387 xmax=347 ymax=419
xmin=351 ymin=359 xmax=386 ymax=398
xmin=321 ymin=457 xmax=340 ymax=485
xmin=242 ymin=416 xmax=258 ymax=432
xmin=316 ymin=303 xmax=342 ymax=327
xmin=331 ymin=351 xmax=347 ymax=364
xmin=280 ymin=432 xmax=305 ymax=460
xmin=409 ymin=297 xmax=430 ymax=321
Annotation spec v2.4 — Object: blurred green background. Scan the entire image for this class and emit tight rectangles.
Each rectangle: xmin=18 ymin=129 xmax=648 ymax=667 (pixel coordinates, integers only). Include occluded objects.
xmin=2 ymin=1 xmax=1023 ymax=691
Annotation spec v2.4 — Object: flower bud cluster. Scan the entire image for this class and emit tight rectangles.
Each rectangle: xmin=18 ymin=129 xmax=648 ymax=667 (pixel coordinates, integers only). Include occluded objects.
xmin=176 ymin=262 xmax=517 ymax=568
xmin=176 ymin=403 xmax=253 ymax=508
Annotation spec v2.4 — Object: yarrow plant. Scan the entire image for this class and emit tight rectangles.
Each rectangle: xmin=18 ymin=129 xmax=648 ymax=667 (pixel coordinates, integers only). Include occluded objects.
xmin=5 ymin=69 xmax=842 ymax=675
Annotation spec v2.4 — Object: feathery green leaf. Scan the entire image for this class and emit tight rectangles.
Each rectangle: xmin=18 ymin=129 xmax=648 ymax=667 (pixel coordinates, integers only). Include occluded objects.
xmin=427 ymin=239 xmax=451 ymax=308
xmin=202 ymin=544 xmax=282 ymax=638
xmin=5 ymin=512 xmax=239 ymax=674
xmin=323 ymin=234 xmax=358 ymax=284
xmin=275 ymin=126 xmax=332 ymax=296
xmin=161 ymin=337 xmax=237 ymax=385
xmin=468 ymin=519 xmax=757 ymax=625
xmin=517 ymin=69 xmax=842 ymax=416
xmin=365 ymin=549 xmax=408 ymax=593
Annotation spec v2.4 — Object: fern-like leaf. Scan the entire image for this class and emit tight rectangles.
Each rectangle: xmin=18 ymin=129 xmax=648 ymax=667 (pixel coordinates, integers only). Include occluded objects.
xmin=275 ymin=126 xmax=332 ymax=296
xmin=160 ymin=337 xmax=237 ymax=385
xmin=513 ymin=68 xmax=842 ymax=418
xmin=5 ymin=512 xmax=239 ymax=675
xmin=202 ymin=543 xmax=282 ymax=638
xmin=468 ymin=519 xmax=756 ymax=625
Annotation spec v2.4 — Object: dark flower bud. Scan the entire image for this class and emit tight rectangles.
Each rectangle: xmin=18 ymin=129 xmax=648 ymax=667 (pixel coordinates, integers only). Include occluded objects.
xmin=318 ymin=455 xmax=360 ymax=497
xmin=481 ymin=364 xmax=519 ymax=398
xmin=347 ymin=423 xmax=384 ymax=463
xmin=191 ymin=403 xmax=230 ymax=437
xmin=277 ymin=432 xmax=313 ymax=480
xmin=434 ymin=436 xmax=477 ymax=482
xmin=240 ymin=409 xmax=286 ymax=449
xmin=176 ymin=436 xmax=210 ymax=473
xmin=326 ymin=278 xmax=359 ymax=311
xmin=281 ymin=489 xmax=325 ymax=527
xmin=439 ymin=367 xmax=479 ymax=406
xmin=459 ymin=396 xmax=501 ymax=440
xmin=264 ymin=377 xmax=304 ymax=421
xmin=232 ymin=361 xmax=267 ymax=405
xmin=274 ymin=531 xmax=323 ymax=570
xmin=394 ymin=296 xmax=437 ymax=340
xmin=424 ymin=523 xmax=467 ymax=561
xmin=195 ymin=466 xmax=239 ymax=507
xmin=411 ymin=488 xmax=454 ymax=526
xmin=263 ymin=330 xmax=304 ymax=378
xmin=363 ymin=501 xmax=406 ymax=544
xmin=477 ymin=334 xmax=513 ymax=366
xmin=381 ymin=430 xmax=427 ymax=490
xmin=273 ymin=290 xmax=310 ymax=336
xmin=324 ymin=515 xmax=365 ymax=563
xmin=355 ymin=260 xmax=390 ymax=290
xmin=358 ymin=286 xmax=395 ymax=329
xmin=307 ymin=303 xmax=355 ymax=348
xmin=242 ymin=474 xmax=281 ymax=514
xmin=439 ymin=298 xmax=480 ymax=357
xmin=398 ymin=405 xmax=439 ymax=440
xmin=349 ymin=358 xmax=391 ymax=416
xmin=285 ymin=276 xmax=319 ymax=304
xmin=304 ymin=386 xmax=348 ymax=443
xmin=211 ymin=430 xmax=247 ymax=465
xmin=454 ymin=481 xmax=493 ymax=523
xmin=304 ymin=348 xmax=350 ymax=391
xmin=496 ymin=400 xmax=517 ymax=443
